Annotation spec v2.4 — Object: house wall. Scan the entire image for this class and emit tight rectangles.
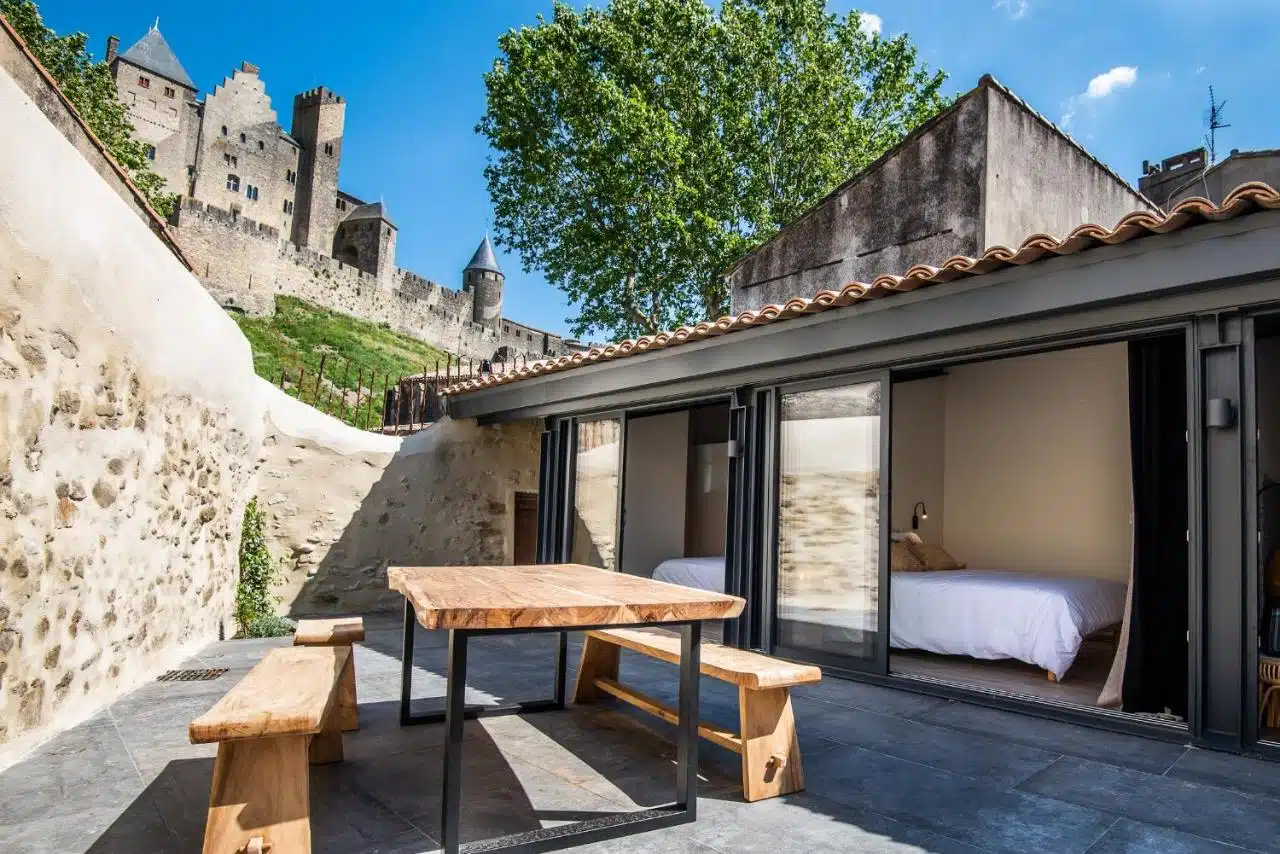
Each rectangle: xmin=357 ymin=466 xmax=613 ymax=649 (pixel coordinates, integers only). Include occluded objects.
xmin=1167 ymin=152 xmax=1280 ymax=209
xmin=620 ymin=411 xmax=688 ymax=576
xmin=982 ymin=89 xmax=1152 ymax=248
xmin=890 ymin=376 xmax=946 ymax=543
xmin=0 ymin=62 xmax=263 ymax=770
xmin=941 ymin=343 xmax=1132 ymax=581
xmin=728 ymin=92 xmax=986 ymax=313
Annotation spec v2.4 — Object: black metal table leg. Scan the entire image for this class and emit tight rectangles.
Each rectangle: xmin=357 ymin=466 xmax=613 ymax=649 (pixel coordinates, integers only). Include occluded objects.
xmin=676 ymin=621 xmax=701 ymax=814
xmin=441 ymin=629 xmax=469 ymax=852
xmin=397 ymin=616 xmax=706 ymax=853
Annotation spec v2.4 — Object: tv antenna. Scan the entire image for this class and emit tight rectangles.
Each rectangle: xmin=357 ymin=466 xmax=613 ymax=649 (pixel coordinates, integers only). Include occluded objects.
xmin=1204 ymin=85 xmax=1231 ymax=165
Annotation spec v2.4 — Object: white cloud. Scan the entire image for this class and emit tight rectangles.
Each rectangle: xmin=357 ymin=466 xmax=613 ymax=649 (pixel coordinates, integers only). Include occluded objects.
xmin=1060 ymin=66 xmax=1139 ymax=129
xmin=1195 ymin=65 xmax=1207 ymax=75
xmin=858 ymin=12 xmax=882 ymax=36
xmin=1084 ymin=66 xmax=1138 ymax=99
xmin=994 ymin=0 xmax=1030 ymax=19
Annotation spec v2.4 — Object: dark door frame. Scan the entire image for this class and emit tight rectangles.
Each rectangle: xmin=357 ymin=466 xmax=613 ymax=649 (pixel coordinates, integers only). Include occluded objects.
xmin=767 ymin=368 xmax=893 ymax=676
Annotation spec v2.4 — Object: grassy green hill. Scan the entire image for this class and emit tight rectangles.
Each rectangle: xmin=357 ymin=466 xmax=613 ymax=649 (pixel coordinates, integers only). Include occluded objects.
xmin=231 ymin=296 xmax=454 ymax=428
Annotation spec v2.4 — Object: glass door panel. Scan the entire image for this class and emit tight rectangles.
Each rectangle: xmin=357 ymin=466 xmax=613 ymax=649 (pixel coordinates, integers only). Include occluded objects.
xmin=570 ymin=418 xmax=622 ymax=570
xmin=776 ymin=380 xmax=884 ymax=668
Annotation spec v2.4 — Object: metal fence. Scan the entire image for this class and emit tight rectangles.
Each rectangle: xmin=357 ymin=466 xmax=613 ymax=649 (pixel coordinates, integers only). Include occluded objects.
xmin=277 ymin=352 xmax=541 ymax=434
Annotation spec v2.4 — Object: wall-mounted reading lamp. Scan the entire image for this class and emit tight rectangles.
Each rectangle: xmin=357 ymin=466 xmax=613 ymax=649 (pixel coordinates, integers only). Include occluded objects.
xmin=912 ymin=502 xmax=928 ymax=530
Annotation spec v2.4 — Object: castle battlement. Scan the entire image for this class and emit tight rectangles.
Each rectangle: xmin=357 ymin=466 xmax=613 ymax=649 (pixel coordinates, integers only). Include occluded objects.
xmin=295 ymin=86 xmax=343 ymax=107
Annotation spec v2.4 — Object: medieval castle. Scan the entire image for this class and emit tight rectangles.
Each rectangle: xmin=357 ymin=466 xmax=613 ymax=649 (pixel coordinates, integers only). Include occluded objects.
xmin=106 ymin=23 xmax=577 ymax=362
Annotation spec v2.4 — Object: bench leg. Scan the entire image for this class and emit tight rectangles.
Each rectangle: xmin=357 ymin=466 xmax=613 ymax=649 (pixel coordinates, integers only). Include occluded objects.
xmin=309 ymin=701 xmax=345 ymax=765
xmin=572 ymin=635 xmax=620 ymax=703
xmin=203 ymin=735 xmax=311 ymax=854
xmin=738 ymin=685 xmax=803 ymax=802
xmin=337 ymin=648 xmax=359 ymax=732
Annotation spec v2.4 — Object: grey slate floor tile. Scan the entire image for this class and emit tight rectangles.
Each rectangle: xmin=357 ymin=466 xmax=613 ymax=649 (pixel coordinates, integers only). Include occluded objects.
xmin=1016 ymin=756 xmax=1280 ymax=853
xmin=0 ymin=723 xmax=142 ymax=827
xmin=1084 ymin=818 xmax=1269 ymax=854
xmin=1164 ymin=746 xmax=1280 ymax=803
xmin=804 ymin=745 xmax=1117 ymax=854
xmin=795 ymin=697 xmax=1063 ymax=787
xmin=915 ymin=699 xmax=1192 ymax=776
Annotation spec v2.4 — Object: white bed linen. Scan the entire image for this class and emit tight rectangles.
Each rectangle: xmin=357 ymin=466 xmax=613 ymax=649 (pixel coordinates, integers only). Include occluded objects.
xmin=890 ymin=569 xmax=1127 ymax=679
xmin=652 ymin=556 xmax=726 ymax=593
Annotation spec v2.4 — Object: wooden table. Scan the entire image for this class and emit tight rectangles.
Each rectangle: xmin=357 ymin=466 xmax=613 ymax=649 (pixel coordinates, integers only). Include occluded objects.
xmin=389 ymin=564 xmax=744 ymax=854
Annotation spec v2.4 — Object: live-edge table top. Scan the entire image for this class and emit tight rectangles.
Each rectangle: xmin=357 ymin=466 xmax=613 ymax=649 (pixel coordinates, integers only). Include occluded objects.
xmin=388 ymin=563 xmax=745 ymax=631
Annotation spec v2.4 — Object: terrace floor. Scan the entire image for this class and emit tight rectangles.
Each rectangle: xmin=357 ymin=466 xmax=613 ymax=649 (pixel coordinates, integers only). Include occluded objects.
xmin=3 ymin=615 xmax=1279 ymax=853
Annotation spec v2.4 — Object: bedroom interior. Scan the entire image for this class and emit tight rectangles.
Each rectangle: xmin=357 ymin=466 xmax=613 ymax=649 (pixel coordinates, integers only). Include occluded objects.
xmin=886 ymin=336 xmax=1190 ymax=722
xmin=617 ymin=402 xmax=732 ymax=584
xmin=1254 ymin=318 xmax=1280 ymax=744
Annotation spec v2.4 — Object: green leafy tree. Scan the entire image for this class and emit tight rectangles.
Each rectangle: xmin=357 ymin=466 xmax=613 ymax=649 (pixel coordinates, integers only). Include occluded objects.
xmin=1 ymin=0 xmax=175 ymax=216
xmin=480 ymin=0 xmax=951 ymax=341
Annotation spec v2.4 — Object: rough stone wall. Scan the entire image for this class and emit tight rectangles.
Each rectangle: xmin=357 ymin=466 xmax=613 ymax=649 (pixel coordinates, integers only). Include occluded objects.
xmin=728 ymin=90 xmax=986 ymax=313
xmin=0 ymin=63 xmax=263 ymax=770
xmin=170 ymin=199 xmax=571 ymax=360
xmin=192 ymin=65 xmax=301 ymax=236
xmin=111 ymin=57 xmax=195 ymax=196
xmin=982 ymin=85 xmax=1154 ymax=248
xmin=260 ymin=416 xmax=541 ymax=616
xmin=333 ymin=215 xmax=396 ymax=280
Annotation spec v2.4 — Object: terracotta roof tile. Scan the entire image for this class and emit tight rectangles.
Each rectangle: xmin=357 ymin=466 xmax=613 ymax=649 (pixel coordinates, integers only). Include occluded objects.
xmin=445 ymin=182 xmax=1280 ymax=397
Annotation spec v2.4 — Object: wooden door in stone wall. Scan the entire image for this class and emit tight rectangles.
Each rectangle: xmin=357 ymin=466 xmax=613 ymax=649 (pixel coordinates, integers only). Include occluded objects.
xmin=514 ymin=491 xmax=539 ymax=565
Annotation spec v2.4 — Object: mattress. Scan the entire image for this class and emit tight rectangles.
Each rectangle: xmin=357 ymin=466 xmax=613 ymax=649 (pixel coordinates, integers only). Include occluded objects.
xmin=890 ymin=569 xmax=1127 ymax=680
xmin=652 ymin=556 xmax=726 ymax=593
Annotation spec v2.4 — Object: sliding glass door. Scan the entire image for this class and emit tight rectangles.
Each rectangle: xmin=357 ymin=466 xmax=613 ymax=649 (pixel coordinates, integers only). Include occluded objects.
xmin=569 ymin=417 xmax=623 ymax=571
xmin=773 ymin=375 xmax=889 ymax=672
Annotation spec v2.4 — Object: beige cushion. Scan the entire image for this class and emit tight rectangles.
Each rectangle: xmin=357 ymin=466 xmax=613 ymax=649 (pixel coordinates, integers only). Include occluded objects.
xmin=891 ymin=541 xmax=926 ymax=572
xmin=908 ymin=541 xmax=965 ymax=571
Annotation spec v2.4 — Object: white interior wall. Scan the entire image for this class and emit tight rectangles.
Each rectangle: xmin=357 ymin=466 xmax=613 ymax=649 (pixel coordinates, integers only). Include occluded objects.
xmin=620 ymin=410 xmax=689 ymax=576
xmin=1257 ymin=336 xmax=1280 ymax=486
xmin=940 ymin=343 xmax=1132 ymax=581
xmin=890 ymin=377 xmax=946 ymax=542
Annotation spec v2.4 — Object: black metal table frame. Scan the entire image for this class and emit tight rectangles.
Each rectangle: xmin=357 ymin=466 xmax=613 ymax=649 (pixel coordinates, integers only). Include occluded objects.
xmin=400 ymin=600 xmax=703 ymax=854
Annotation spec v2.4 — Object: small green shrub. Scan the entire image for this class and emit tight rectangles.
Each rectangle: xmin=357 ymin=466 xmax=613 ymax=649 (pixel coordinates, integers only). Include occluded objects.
xmin=235 ymin=498 xmax=293 ymax=638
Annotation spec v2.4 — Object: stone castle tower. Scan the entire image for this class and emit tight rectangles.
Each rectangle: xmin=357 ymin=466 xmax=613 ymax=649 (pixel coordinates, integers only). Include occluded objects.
xmin=103 ymin=22 xmax=573 ymax=361
xmin=463 ymin=236 xmax=504 ymax=329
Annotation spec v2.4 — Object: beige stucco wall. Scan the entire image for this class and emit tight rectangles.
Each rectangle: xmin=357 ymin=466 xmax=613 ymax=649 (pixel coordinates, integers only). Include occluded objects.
xmin=890 ymin=376 xmax=946 ymax=542
xmin=0 ymin=64 xmax=264 ymax=770
xmin=941 ymin=343 xmax=1132 ymax=580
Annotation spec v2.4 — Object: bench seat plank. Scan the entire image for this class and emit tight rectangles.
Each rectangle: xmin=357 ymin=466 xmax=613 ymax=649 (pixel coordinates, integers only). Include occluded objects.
xmin=189 ymin=646 xmax=350 ymax=744
xmin=586 ymin=627 xmax=821 ymax=690
xmin=294 ymin=617 xmax=365 ymax=646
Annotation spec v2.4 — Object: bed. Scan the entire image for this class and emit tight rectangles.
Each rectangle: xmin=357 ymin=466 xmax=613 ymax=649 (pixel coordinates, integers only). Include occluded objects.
xmin=890 ymin=569 xmax=1127 ymax=680
xmin=652 ymin=556 xmax=727 ymax=593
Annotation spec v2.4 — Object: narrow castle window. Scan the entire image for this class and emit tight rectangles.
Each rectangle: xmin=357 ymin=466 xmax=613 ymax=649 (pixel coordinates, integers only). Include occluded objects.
xmin=285 ymin=169 xmax=296 ymax=184
xmin=240 ymin=133 xmax=247 ymax=143
xmin=226 ymin=174 xmax=240 ymax=192
xmin=246 ymin=185 xmax=260 ymax=201
xmin=145 ymin=145 xmax=156 ymax=161
xmin=258 ymin=140 xmax=265 ymax=151
xmin=323 ymin=142 xmax=334 ymax=156
xmin=224 ymin=153 xmax=238 ymax=167
xmin=221 ymin=125 xmax=228 ymax=136
xmin=138 ymin=75 xmax=150 ymax=88
xmin=283 ymin=200 xmax=294 ymax=215
xmin=164 ymin=86 xmax=175 ymax=98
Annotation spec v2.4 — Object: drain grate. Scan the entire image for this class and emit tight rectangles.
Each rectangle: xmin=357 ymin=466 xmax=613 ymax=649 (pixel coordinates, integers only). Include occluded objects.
xmin=156 ymin=668 xmax=228 ymax=683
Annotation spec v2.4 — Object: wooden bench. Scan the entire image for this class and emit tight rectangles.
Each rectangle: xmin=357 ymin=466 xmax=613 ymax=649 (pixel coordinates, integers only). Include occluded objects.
xmin=293 ymin=617 xmax=364 ymax=732
xmin=189 ymin=645 xmax=354 ymax=854
xmin=573 ymin=627 xmax=821 ymax=802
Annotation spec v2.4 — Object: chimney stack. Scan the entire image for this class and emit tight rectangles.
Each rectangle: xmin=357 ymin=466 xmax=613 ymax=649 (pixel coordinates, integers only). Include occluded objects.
xmin=105 ymin=35 xmax=119 ymax=64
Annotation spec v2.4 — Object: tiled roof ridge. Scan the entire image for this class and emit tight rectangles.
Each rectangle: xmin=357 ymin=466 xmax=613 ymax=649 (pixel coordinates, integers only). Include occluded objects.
xmin=444 ymin=182 xmax=1280 ymax=397
xmin=976 ymin=74 xmax=1156 ymax=210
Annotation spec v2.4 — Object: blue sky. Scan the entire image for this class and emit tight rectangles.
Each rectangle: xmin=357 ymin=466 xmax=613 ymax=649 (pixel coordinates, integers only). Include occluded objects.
xmin=38 ymin=0 xmax=1280 ymax=338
